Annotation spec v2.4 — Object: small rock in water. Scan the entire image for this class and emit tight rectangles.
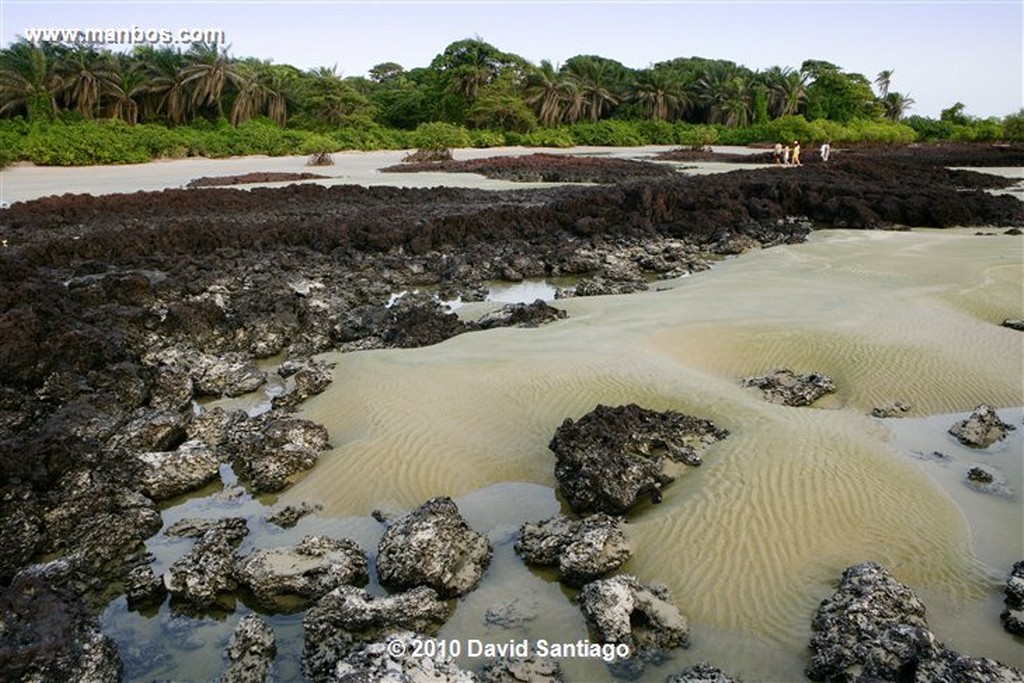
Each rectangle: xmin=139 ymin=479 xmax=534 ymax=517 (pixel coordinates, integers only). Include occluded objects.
xmin=220 ymin=613 xmax=276 ymax=683
xmin=741 ymin=368 xmax=836 ymax=407
xmin=666 ymin=662 xmax=744 ymax=682
xmin=966 ymin=466 xmax=994 ymax=483
xmin=1001 ymin=318 xmax=1024 ymax=331
xmin=871 ymin=401 xmax=911 ymax=418
xmin=1001 ymin=561 xmax=1024 ymax=636
xmin=265 ymin=501 xmax=323 ymax=528
xmin=515 ymin=513 xmax=631 ymax=587
xmin=480 ymin=656 xmax=566 ymax=682
xmin=948 ymin=404 xmax=1015 ymax=447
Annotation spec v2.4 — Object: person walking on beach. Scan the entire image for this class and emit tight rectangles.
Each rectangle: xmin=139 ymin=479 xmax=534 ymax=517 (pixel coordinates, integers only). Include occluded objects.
xmin=783 ymin=144 xmax=791 ymax=165
xmin=773 ymin=142 xmax=783 ymax=165
xmin=791 ymin=140 xmax=802 ymax=166
xmin=820 ymin=141 xmax=831 ymax=162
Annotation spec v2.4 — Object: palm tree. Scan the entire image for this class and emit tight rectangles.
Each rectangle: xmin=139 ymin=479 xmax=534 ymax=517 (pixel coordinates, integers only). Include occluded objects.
xmin=0 ymin=39 xmax=61 ymax=120
xmin=55 ymin=45 xmax=118 ymax=119
xmin=631 ymin=69 xmax=689 ymax=121
xmin=103 ymin=53 xmax=145 ymax=124
xmin=138 ymin=46 xmax=191 ymax=124
xmin=231 ymin=60 xmax=290 ymax=126
xmin=181 ymin=42 xmax=242 ymax=118
xmin=875 ymin=69 xmax=894 ymax=98
xmin=524 ymin=60 xmax=566 ymax=126
xmin=882 ymin=91 xmax=914 ymax=121
xmin=760 ymin=66 xmax=806 ymax=118
xmin=564 ymin=57 xmax=618 ymax=122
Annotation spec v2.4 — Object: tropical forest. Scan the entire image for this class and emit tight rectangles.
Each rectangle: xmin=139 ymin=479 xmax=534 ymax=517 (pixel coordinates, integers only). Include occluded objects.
xmin=1 ymin=37 xmax=1021 ymax=167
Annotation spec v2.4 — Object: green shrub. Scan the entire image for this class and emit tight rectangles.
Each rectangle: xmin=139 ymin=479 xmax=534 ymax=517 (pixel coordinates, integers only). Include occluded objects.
xmin=569 ymin=120 xmax=645 ymax=146
xmin=411 ymin=121 xmax=471 ymax=150
xmin=674 ymin=123 xmax=719 ymax=147
xmin=633 ymin=119 xmax=676 ymax=144
xmin=513 ymin=127 xmax=575 ymax=148
xmin=763 ymin=116 xmax=816 ymax=146
xmin=468 ymin=128 xmax=505 ymax=148
xmin=1003 ymin=110 xmax=1024 ymax=141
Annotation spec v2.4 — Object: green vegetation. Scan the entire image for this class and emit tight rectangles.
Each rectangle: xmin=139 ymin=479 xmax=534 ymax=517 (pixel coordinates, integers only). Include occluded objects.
xmin=1 ymin=37 xmax=1020 ymax=167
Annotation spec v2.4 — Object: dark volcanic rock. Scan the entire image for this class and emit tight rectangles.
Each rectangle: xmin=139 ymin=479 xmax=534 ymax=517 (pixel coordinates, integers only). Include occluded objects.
xmin=548 ymin=404 xmax=728 ymax=514
xmin=666 ymin=663 xmax=743 ymax=682
xmin=228 ymin=415 xmax=330 ymax=493
xmin=1001 ymin=560 xmax=1024 ymax=636
xmin=741 ymin=368 xmax=836 ymax=406
xmin=470 ymin=299 xmax=567 ymax=330
xmin=165 ymin=517 xmax=249 ymax=612
xmin=265 ymin=501 xmax=323 ymax=528
xmin=220 ymin=614 xmax=276 ymax=683
xmin=137 ymin=439 xmax=221 ymax=501
xmin=188 ymin=171 xmax=327 ymax=189
xmin=577 ymin=574 xmax=690 ymax=666
xmin=807 ymin=562 xmax=1022 ymax=681
xmin=948 ymin=404 xmax=1015 ymax=447
xmin=479 ymin=656 xmax=565 ymax=682
xmin=272 ymin=359 xmax=334 ymax=410
xmin=302 ymin=586 xmax=449 ymax=681
xmin=871 ymin=401 xmax=911 ymax=418
xmin=376 ymin=497 xmax=492 ymax=598
xmin=515 ymin=513 xmax=631 ymax=587
xmin=325 ymin=630 xmax=476 ymax=683
xmin=234 ymin=535 xmax=369 ymax=611
xmin=382 ymin=152 xmax=677 ymax=184
xmin=1002 ymin=318 xmax=1024 ymax=331
xmin=0 ymin=572 xmax=122 ymax=682
xmin=124 ymin=563 xmax=167 ymax=610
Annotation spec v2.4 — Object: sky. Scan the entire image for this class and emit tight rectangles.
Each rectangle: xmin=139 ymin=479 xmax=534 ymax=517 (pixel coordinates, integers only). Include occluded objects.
xmin=1 ymin=0 xmax=1021 ymax=119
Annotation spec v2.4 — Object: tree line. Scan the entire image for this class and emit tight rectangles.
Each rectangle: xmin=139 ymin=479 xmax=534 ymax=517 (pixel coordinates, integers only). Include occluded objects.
xmin=0 ymin=36 xmax=1020 ymax=167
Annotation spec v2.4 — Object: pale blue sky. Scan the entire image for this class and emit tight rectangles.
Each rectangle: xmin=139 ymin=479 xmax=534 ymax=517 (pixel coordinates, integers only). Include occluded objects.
xmin=2 ymin=1 xmax=1021 ymax=118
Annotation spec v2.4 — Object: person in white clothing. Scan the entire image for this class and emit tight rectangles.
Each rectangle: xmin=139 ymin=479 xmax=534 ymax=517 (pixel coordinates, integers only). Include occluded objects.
xmin=820 ymin=141 xmax=831 ymax=162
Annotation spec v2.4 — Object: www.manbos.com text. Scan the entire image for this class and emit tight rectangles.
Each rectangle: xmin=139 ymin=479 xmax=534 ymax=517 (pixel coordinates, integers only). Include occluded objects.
xmin=23 ymin=25 xmax=226 ymax=47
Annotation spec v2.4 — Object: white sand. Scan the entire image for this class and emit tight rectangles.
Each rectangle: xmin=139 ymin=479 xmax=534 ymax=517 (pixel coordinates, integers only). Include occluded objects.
xmin=0 ymin=145 xmax=766 ymax=205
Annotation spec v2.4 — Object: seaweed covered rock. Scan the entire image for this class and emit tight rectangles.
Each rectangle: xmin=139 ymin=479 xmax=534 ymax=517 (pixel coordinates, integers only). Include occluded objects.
xmin=807 ymin=562 xmax=1023 ymax=681
xmin=220 ymin=613 xmax=276 ymax=683
xmin=548 ymin=404 xmax=728 ymax=514
xmin=741 ymin=368 xmax=836 ymax=406
xmin=302 ymin=586 xmax=450 ymax=681
xmin=1001 ymin=560 xmax=1024 ymax=636
xmin=376 ymin=497 xmax=492 ymax=598
xmin=577 ymin=574 xmax=689 ymax=670
xmin=234 ymin=535 xmax=368 ymax=611
xmin=948 ymin=404 xmax=1015 ymax=447
xmin=515 ymin=513 xmax=631 ymax=587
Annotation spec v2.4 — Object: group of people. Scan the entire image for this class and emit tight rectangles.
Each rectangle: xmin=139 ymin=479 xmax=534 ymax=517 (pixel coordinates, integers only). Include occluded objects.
xmin=773 ymin=140 xmax=831 ymax=166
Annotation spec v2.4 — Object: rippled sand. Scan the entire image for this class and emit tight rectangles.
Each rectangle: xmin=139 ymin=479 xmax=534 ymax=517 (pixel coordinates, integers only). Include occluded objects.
xmin=287 ymin=228 xmax=1023 ymax=680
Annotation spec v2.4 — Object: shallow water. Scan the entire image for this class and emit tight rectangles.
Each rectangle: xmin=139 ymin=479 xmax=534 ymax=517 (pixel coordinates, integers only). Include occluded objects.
xmin=103 ymin=227 xmax=1024 ymax=680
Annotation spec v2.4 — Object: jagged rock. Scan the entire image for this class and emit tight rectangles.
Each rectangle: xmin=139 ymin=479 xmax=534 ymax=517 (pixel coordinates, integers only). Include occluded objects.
xmin=470 ymin=300 xmax=567 ymax=330
xmin=273 ymin=359 xmax=334 ymax=410
xmin=165 ymin=517 xmax=248 ymax=612
xmin=376 ymin=497 xmax=492 ymax=598
xmin=124 ymin=563 xmax=167 ymax=610
xmin=0 ymin=572 xmax=122 ymax=682
xmin=479 ymin=656 xmax=565 ymax=682
xmin=967 ymin=466 xmax=994 ymax=483
xmin=137 ymin=439 xmax=222 ymax=500
xmin=327 ymin=631 xmax=476 ymax=683
xmin=665 ymin=663 xmax=743 ymax=682
xmin=871 ymin=401 xmax=911 ymax=418
xmin=266 ymin=501 xmax=323 ymax=528
xmin=515 ymin=513 xmax=631 ymax=586
xmin=302 ymin=586 xmax=449 ymax=681
xmin=577 ymin=574 xmax=689 ymax=662
xmin=0 ymin=486 xmax=43 ymax=584
xmin=1001 ymin=318 xmax=1024 ymax=331
xmin=741 ymin=368 xmax=836 ymax=406
xmin=229 ymin=416 xmax=330 ymax=493
xmin=948 ymin=404 xmax=1015 ymax=447
xmin=234 ymin=535 xmax=368 ymax=611
xmin=565 ymin=275 xmax=649 ymax=298
xmin=1001 ymin=560 xmax=1024 ymax=636
xmin=807 ymin=562 xmax=1023 ymax=681
xmin=963 ymin=465 xmax=1012 ymax=496
xmin=108 ymin=408 xmax=189 ymax=451
xmin=166 ymin=516 xmax=248 ymax=539
xmin=548 ymin=404 xmax=728 ymax=514
xmin=220 ymin=613 xmax=276 ymax=683
xmin=148 ymin=365 xmax=194 ymax=411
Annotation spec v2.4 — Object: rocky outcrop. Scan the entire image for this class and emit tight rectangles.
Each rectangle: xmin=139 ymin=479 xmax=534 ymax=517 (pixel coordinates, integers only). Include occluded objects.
xmin=479 ymin=656 xmax=564 ymax=682
xmin=124 ymin=563 xmax=167 ymax=610
xmin=234 ymin=535 xmax=368 ymax=611
xmin=741 ymin=368 xmax=836 ymax=406
xmin=948 ymin=404 xmax=1015 ymax=447
xmin=0 ymin=572 xmax=122 ymax=682
xmin=303 ymin=586 xmax=450 ymax=681
xmin=807 ymin=562 xmax=1023 ymax=681
xmin=1002 ymin=319 xmax=1024 ymax=332
xmin=666 ymin=663 xmax=743 ymax=682
xmin=228 ymin=416 xmax=330 ymax=493
xmin=470 ymin=300 xmax=567 ymax=330
xmin=871 ymin=401 xmax=911 ymax=418
xmin=577 ymin=574 xmax=690 ymax=662
xmin=137 ymin=439 xmax=222 ymax=501
xmin=1001 ymin=560 xmax=1024 ymax=636
xmin=376 ymin=497 xmax=492 ymax=597
xmin=326 ymin=631 xmax=476 ymax=683
xmin=515 ymin=513 xmax=631 ymax=586
xmin=272 ymin=358 xmax=334 ymax=410
xmin=220 ymin=613 xmax=277 ymax=683
xmin=382 ymin=152 xmax=677 ymax=184
xmin=548 ymin=404 xmax=728 ymax=514
xmin=265 ymin=501 xmax=323 ymax=528
xmin=165 ymin=517 xmax=249 ymax=612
